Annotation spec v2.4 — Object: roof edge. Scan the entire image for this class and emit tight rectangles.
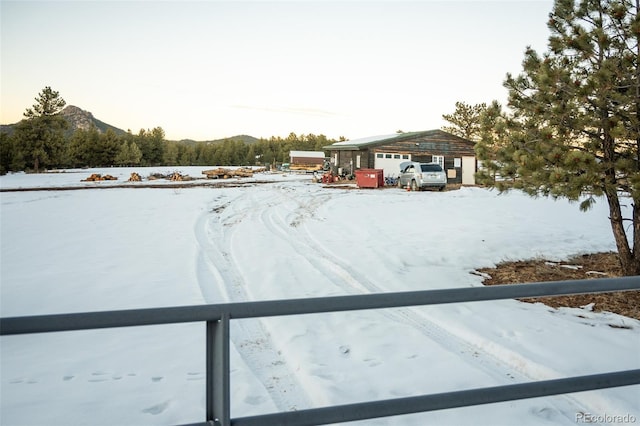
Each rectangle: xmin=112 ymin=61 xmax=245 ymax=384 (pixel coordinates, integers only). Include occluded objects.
xmin=325 ymin=130 xmax=473 ymax=150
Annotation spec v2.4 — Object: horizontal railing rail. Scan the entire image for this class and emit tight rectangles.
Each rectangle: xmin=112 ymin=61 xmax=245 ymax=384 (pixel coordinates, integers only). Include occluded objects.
xmin=3 ymin=276 xmax=638 ymax=335
xmin=1 ymin=276 xmax=639 ymax=426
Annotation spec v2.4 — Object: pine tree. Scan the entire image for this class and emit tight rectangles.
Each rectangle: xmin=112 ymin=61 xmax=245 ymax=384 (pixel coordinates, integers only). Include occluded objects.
xmin=0 ymin=133 xmax=15 ymax=174
xmin=13 ymin=87 xmax=68 ymax=172
xmin=441 ymin=101 xmax=487 ymax=141
xmin=115 ymin=141 xmax=142 ymax=166
xmin=67 ymin=128 xmax=96 ymax=167
xmin=474 ymin=101 xmax=512 ymax=182
xmin=246 ymin=145 xmax=256 ymax=166
xmin=129 ymin=141 xmax=142 ymax=165
xmin=477 ymin=0 xmax=640 ymax=275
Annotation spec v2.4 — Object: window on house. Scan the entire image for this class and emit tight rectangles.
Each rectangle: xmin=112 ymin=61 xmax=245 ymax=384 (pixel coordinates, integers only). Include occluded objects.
xmin=385 ymin=154 xmax=392 ymax=158
xmin=432 ymin=155 xmax=444 ymax=168
xmin=402 ymin=154 xmax=409 ymax=159
xmin=376 ymin=153 xmax=383 ymax=158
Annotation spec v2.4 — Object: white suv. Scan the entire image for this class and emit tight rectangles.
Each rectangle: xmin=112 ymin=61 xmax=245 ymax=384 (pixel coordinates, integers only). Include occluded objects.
xmin=397 ymin=161 xmax=447 ymax=191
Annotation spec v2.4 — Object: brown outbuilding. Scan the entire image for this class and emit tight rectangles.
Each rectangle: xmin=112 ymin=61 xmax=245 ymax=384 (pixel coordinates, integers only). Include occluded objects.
xmin=289 ymin=150 xmax=326 ymax=171
xmin=323 ymin=130 xmax=477 ymax=185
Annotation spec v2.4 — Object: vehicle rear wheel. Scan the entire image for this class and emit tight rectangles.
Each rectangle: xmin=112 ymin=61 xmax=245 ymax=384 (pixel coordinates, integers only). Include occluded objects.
xmin=410 ymin=180 xmax=418 ymax=191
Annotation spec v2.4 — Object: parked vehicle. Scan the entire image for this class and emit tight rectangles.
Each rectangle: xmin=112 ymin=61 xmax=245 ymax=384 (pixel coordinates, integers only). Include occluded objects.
xmin=397 ymin=161 xmax=446 ymax=191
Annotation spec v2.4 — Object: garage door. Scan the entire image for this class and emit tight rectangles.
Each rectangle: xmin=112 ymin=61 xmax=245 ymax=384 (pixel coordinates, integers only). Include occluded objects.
xmin=374 ymin=153 xmax=411 ymax=177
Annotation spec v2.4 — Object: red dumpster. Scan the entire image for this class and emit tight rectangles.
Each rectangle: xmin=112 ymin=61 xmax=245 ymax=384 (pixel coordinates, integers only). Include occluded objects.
xmin=355 ymin=169 xmax=385 ymax=188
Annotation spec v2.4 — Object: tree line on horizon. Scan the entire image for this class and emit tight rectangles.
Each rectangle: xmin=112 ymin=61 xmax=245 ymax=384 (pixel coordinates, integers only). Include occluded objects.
xmin=0 ymin=90 xmax=337 ymax=174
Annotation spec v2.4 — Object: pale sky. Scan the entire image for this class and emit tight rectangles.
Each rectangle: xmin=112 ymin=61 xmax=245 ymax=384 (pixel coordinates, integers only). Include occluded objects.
xmin=1 ymin=0 xmax=553 ymax=141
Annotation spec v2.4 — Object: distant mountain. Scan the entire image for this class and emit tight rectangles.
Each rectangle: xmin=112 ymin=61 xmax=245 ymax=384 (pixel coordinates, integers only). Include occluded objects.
xmin=1 ymin=106 xmax=259 ymax=143
xmin=0 ymin=105 xmax=127 ymax=137
xmin=180 ymin=134 xmax=260 ymax=145
xmin=60 ymin=105 xmax=127 ymax=136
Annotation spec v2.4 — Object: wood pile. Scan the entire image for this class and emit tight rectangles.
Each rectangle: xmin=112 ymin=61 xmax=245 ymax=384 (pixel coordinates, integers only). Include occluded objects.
xmin=82 ymin=173 xmax=118 ymax=182
xmin=144 ymin=172 xmax=189 ymax=181
xmin=290 ymin=163 xmax=323 ymax=171
xmin=128 ymin=172 xmax=142 ymax=182
xmin=202 ymin=168 xmax=257 ymax=179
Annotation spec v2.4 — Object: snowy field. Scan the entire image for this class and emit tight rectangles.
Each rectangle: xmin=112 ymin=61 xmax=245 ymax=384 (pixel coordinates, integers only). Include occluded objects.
xmin=1 ymin=167 xmax=638 ymax=426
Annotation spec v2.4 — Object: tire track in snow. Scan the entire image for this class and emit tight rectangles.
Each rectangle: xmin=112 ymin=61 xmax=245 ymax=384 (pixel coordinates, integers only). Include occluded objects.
xmin=194 ymin=189 xmax=312 ymax=414
xmin=258 ymin=184 xmax=596 ymax=421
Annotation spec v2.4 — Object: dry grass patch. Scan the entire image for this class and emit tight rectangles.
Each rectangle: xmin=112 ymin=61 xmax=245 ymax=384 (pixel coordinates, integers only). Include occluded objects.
xmin=477 ymin=252 xmax=640 ymax=320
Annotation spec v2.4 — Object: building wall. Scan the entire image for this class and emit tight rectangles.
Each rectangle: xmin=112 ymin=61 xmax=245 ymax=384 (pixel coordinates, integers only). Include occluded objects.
xmin=373 ymin=133 xmax=475 ymax=183
xmin=373 ymin=132 xmax=475 ymax=158
xmin=331 ymin=150 xmax=369 ymax=175
xmin=329 ymin=131 xmax=476 ymax=183
xmin=290 ymin=156 xmax=324 ymax=166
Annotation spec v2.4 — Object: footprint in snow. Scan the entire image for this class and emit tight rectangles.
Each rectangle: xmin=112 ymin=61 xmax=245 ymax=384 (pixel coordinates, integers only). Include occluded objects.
xmin=186 ymin=372 xmax=204 ymax=381
xmin=142 ymin=400 xmax=170 ymax=415
xmin=339 ymin=345 xmax=350 ymax=356
xmin=88 ymin=372 xmax=109 ymax=382
xmin=244 ymin=395 xmax=266 ymax=405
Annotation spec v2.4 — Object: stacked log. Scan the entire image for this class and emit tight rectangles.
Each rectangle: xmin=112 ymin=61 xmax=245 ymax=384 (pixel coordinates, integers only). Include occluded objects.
xmin=233 ymin=168 xmax=254 ymax=178
xmin=202 ymin=168 xmax=229 ymax=179
xmin=290 ymin=164 xmax=323 ymax=171
xmin=82 ymin=173 xmax=118 ymax=182
xmin=128 ymin=172 xmax=142 ymax=182
xmin=82 ymin=173 xmax=101 ymax=181
xmin=202 ymin=168 xmax=255 ymax=179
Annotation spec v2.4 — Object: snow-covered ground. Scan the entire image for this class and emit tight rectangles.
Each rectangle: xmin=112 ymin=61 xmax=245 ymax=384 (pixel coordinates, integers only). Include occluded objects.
xmin=1 ymin=167 xmax=638 ymax=426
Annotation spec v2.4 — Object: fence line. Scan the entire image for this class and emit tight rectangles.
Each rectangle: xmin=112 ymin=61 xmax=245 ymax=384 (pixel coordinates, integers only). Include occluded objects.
xmin=2 ymin=276 xmax=639 ymax=426
xmin=3 ymin=276 xmax=638 ymax=335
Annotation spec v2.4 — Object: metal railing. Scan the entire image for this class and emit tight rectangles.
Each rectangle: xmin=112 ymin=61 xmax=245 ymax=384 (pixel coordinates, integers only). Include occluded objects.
xmin=2 ymin=276 xmax=639 ymax=426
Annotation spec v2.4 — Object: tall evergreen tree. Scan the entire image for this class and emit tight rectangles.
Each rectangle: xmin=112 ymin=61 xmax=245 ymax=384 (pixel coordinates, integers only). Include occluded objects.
xmin=246 ymin=144 xmax=256 ymax=166
xmin=114 ymin=141 xmax=142 ymax=166
xmin=24 ymin=86 xmax=67 ymax=118
xmin=474 ymin=101 xmax=511 ymax=182
xmin=67 ymin=128 xmax=97 ymax=167
xmin=441 ymin=101 xmax=487 ymax=141
xmin=13 ymin=86 xmax=68 ymax=172
xmin=163 ymin=140 xmax=180 ymax=165
xmin=96 ymin=129 xmax=121 ymax=166
xmin=476 ymin=0 xmax=639 ymax=275
xmin=0 ymin=133 xmax=16 ymax=174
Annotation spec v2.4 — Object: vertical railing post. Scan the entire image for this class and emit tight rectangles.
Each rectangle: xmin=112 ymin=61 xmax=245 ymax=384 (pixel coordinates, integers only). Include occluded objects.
xmin=206 ymin=314 xmax=230 ymax=426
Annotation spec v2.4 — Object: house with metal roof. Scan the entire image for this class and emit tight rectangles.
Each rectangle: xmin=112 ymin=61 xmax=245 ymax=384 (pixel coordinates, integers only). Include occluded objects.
xmin=323 ymin=130 xmax=477 ymax=185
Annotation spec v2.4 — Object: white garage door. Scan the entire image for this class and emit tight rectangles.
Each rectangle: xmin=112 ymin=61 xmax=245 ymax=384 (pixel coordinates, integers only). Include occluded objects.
xmin=374 ymin=153 xmax=411 ymax=177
